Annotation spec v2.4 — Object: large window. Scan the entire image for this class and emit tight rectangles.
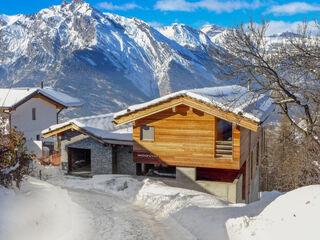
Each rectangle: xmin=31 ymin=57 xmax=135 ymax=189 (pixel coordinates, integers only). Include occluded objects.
xmin=216 ymin=118 xmax=232 ymax=141
xmin=140 ymin=126 xmax=154 ymax=141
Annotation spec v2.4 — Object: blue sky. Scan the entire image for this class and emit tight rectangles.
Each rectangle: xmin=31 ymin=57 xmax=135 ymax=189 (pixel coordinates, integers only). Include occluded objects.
xmin=1 ymin=0 xmax=319 ymax=34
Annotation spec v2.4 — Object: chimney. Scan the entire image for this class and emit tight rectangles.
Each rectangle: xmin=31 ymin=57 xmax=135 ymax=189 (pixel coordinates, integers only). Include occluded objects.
xmin=40 ymin=81 xmax=44 ymax=89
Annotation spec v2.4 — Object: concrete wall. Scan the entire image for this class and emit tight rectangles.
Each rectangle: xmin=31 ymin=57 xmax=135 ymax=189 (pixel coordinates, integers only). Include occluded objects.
xmin=25 ymin=140 xmax=43 ymax=158
xmin=176 ymin=166 xmax=243 ymax=203
xmin=249 ymin=168 xmax=260 ymax=202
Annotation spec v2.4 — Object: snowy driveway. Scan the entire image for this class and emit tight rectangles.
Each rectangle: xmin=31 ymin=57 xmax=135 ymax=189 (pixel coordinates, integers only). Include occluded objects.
xmin=66 ymin=188 xmax=195 ymax=240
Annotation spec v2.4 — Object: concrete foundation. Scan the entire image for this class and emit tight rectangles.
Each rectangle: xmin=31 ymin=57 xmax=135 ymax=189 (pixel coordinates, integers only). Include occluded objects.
xmin=176 ymin=166 xmax=245 ymax=203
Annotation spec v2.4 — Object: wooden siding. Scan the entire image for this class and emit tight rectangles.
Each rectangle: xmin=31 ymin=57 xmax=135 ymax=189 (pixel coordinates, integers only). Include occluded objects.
xmin=133 ymin=105 xmax=241 ymax=169
xmin=115 ymin=96 xmax=259 ymax=131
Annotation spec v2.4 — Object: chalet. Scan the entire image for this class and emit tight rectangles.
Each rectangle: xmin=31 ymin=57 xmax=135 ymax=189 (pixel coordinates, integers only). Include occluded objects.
xmin=113 ymin=85 xmax=274 ymax=203
xmin=0 ymin=86 xmax=83 ymax=157
xmin=42 ymin=113 xmax=135 ymax=176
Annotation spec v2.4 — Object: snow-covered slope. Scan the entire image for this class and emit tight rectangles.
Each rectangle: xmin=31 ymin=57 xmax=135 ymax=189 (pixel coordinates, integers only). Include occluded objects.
xmin=0 ymin=0 xmax=226 ymax=118
xmin=200 ymin=24 xmax=226 ymax=44
xmin=227 ymin=185 xmax=320 ymax=240
xmin=159 ymin=23 xmax=214 ymax=52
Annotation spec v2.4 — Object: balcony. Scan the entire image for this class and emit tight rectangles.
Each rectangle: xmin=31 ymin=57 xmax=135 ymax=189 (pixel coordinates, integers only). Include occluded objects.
xmin=215 ymin=141 xmax=233 ymax=159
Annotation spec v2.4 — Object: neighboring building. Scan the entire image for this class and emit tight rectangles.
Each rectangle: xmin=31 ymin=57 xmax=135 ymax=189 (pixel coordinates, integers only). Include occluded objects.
xmin=42 ymin=113 xmax=135 ymax=175
xmin=114 ymin=85 xmax=274 ymax=203
xmin=0 ymin=87 xmax=83 ymax=157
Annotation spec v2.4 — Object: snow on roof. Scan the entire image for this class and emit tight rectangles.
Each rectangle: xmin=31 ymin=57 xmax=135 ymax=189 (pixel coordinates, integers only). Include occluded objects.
xmin=0 ymin=87 xmax=83 ymax=109
xmin=42 ymin=113 xmax=132 ymax=142
xmin=114 ymin=85 xmax=274 ymax=123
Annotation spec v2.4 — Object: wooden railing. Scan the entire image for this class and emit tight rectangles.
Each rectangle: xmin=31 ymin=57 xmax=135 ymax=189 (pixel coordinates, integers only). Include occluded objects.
xmin=215 ymin=141 xmax=233 ymax=159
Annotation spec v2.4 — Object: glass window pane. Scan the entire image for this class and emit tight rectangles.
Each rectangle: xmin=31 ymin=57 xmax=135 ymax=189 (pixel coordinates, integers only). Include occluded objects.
xmin=216 ymin=118 xmax=232 ymax=141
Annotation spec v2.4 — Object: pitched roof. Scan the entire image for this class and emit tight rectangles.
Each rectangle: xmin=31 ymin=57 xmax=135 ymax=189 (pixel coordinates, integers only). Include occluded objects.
xmin=0 ymin=87 xmax=83 ymax=109
xmin=42 ymin=113 xmax=132 ymax=143
xmin=114 ymin=85 xmax=274 ymax=123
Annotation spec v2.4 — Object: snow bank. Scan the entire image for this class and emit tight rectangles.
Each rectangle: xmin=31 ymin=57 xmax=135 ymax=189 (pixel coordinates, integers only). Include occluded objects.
xmin=0 ymin=177 xmax=93 ymax=240
xmin=227 ymin=185 xmax=320 ymax=240
xmin=34 ymin=166 xmax=280 ymax=240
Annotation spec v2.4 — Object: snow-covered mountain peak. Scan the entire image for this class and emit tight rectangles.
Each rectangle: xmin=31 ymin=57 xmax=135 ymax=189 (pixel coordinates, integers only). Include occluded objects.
xmin=0 ymin=0 xmax=227 ymax=118
xmin=158 ymin=23 xmax=214 ymax=51
xmin=201 ymin=24 xmax=225 ymax=37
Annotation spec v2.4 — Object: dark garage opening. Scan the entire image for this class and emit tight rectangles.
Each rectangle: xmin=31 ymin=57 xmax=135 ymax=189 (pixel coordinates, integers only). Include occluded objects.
xmin=68 ymin=147 xmax=91 ymax=174
xmin=196 ymin=167 xmax=239 ymax=182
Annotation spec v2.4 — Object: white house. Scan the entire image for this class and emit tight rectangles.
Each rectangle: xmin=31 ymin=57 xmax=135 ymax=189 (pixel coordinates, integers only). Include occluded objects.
xmin=0 ymin=86 xmax=83 ymax=157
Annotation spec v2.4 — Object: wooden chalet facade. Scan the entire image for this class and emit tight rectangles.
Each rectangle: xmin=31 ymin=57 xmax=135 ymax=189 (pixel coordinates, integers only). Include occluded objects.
xmin=114 ymin=86 xmax=273 ymax=203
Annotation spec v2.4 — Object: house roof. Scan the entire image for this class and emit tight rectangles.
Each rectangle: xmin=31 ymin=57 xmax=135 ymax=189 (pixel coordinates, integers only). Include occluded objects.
xmin=114 ymin=85 xmax=274 ymax=124
xmin=42 ymin=113 xmax=132 ymax=144
xmin=0 ymin=87 xmax=84 ymax=110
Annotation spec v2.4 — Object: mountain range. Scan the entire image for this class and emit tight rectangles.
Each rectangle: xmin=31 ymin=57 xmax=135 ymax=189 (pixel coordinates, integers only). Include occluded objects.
xmin=0 ymin=0 xmax=287 ymax=118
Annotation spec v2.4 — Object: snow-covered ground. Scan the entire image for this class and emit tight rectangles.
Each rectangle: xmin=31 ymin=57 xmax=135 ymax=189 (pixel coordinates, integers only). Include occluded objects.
xmin=227 ymin=185 xmax=320 ymax=240
xmin=2 ymin=165 xmax=320 ymax=240
xmin=0 ymin=177 xmax=93 ymax=240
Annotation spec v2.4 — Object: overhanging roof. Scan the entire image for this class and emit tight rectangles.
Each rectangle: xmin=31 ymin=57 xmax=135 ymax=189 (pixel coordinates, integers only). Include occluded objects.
xmin=114 ymin=85 xmax=274 ymax=131
xmin=42 ymin=113 xmax=133 ymax=145
xmin=0 ymin=87 xmax=84 ymax=110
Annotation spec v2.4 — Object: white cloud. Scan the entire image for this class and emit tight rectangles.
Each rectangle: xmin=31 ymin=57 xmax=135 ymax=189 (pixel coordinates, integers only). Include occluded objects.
xmin=249 ymin=20 xmax=318 ymax=35
xmin=97 ymin=2 xmax=142 ymax=11
xmin=266 ymin=2 xmax=320 ymax=16
xmin=154 ymin=0 xmax=262 ymax=13
xmin=148 ymin=21 xmax=164 ymax=28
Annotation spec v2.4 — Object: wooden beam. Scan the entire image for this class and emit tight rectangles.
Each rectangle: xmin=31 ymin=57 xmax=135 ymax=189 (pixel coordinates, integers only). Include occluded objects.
xmin=114 ymin=96 xmax=259 ymax=131
xmin=42 ymin=124 xmax=74 ymax=138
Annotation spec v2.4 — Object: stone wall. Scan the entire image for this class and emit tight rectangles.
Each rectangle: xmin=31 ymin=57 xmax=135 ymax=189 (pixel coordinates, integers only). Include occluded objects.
xmin=116 ymin=145 xmax=135 ymax=175
xmin=60 ymin=130 xmax=113 ymax=174
xmin=60 ymin=130 xmax=134 ymax=175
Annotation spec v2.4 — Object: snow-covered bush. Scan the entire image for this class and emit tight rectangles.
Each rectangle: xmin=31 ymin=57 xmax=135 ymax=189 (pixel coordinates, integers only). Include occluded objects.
xmin=0 ymin=123 xmax=32 ymax=188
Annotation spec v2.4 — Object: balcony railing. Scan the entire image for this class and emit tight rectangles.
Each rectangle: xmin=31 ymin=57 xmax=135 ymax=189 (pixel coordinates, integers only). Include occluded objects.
xmin=215 ymin=141 xmax=233 ymax=159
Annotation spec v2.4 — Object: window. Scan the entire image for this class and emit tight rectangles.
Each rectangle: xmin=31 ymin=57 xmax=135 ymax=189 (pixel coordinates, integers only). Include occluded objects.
xmin=216 ymin=118 xmax=232 ymax=141
xmin=140 ymin=126 xmax=154 ymax=141
xmin=36 ymin=135 xmax=41 ymax=141
xmin=32 ymin=108 xmax=36 ymax=120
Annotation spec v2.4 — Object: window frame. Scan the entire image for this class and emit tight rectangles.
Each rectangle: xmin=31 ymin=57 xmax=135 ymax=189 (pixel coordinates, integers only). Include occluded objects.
xmin=140 ymin=125 xmax=155 ymax=141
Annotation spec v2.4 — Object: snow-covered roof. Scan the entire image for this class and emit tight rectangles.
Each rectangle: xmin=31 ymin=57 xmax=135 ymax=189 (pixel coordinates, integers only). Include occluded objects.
xmin=114 ymin=85 xmax=274 ymax=123
xmin=0 ymin=87 xmax=83 ymax=109
xmin=42 ymin=113 xmax=132 ymax=142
